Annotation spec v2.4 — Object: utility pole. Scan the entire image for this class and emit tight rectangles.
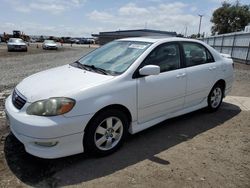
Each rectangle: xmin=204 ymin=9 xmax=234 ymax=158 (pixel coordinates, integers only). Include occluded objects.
xmin=198 ymin=14 xmax=203 ymax=37
xmin=184 ymin=25 xmax=188 ymax=37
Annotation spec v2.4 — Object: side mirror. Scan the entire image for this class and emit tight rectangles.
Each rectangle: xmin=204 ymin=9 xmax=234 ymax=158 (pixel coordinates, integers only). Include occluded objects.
xmin=139 ymin=65 xmax=160 ymax=76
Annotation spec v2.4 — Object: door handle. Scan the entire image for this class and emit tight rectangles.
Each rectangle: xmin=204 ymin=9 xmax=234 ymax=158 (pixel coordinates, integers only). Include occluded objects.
xmin=176 ymin=73 xmax=186 ymax=78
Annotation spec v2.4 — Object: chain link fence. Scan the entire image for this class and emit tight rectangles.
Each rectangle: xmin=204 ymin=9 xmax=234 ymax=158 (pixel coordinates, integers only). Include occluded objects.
xmin=201 ymin=32 xmax=250 ymax=64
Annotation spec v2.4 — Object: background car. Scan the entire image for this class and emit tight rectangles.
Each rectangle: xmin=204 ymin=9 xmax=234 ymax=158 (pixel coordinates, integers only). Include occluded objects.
xmin=29 ymin=38 xmax=37 ymax=43
xmin=7 ymin=38 xmax=27 ymax=52
xmin=42 ymin=40 xmax=58 ymax=50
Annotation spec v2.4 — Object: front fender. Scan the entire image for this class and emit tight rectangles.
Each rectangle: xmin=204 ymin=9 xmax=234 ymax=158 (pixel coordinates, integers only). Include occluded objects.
xmin=64 ymin=79 xmax=137 ymax=122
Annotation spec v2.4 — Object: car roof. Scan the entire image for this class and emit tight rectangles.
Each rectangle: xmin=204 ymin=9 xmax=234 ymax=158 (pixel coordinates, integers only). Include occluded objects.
xmin=118 ymin=36 xmax=223 ymax=61
xmin=9 ymin=38 xmax=23 ymax=40
xmin=118 ymin=37 xmax=202 ymax=44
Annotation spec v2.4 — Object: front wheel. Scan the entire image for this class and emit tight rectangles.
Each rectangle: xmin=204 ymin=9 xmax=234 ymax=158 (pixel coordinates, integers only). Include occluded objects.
xmin=207 ymin=84 xmax=224 ymax=112
xmin=84 ymin=109 xmax=129 ymax=156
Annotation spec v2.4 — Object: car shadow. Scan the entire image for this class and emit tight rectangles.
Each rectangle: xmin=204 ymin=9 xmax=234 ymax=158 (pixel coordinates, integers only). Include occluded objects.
xmin=4 ymin=102 xmax=241 ymax=187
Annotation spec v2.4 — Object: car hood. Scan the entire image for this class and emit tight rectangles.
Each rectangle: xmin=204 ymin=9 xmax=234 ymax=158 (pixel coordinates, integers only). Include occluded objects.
xmin=16 ymin=65 xmax=114 ymax=102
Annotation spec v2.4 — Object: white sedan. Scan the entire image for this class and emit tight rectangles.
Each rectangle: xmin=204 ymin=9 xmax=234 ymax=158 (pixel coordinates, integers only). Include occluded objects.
xmin=42 ymin=40 xmax=58 ymax=50
xmin=5 ymin=37 xmax=234 ymax=158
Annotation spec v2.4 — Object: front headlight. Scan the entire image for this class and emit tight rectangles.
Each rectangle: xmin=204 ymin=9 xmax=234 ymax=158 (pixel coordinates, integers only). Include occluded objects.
xmin=27 ymin=97 xmax=75 ymax=116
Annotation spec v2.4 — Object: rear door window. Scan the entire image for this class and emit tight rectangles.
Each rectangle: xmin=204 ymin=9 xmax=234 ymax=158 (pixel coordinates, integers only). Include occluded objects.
xmin=182 ymin=42 xmax=214 ymax=67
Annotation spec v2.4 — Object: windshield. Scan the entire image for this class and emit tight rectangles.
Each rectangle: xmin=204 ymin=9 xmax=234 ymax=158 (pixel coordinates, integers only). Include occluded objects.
xmin=76 ymin=41 xmax=152 ymax=75
xmin=44 ymin=40 xmax=55 ymax=44
xmin=9 ymin=38 xmax=23 ymax=43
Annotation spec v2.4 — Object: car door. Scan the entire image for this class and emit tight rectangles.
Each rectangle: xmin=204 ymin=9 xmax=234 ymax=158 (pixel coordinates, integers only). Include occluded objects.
xmin=136 ymin=42 xmax=186 ymax=124
xmin=182 ymin=42 xmax=217 ymax=108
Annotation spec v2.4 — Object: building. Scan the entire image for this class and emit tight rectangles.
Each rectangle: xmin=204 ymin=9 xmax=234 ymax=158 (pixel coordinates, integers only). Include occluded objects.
xmin=92 ymin=29 xmax=177 ymax=45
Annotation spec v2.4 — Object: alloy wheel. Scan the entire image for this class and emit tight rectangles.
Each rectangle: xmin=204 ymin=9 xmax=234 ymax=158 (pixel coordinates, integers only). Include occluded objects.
xmin=94 ymin=117 xmax=124 ymax=151
xmin=210 ymin=87 xmax=222 ymax=108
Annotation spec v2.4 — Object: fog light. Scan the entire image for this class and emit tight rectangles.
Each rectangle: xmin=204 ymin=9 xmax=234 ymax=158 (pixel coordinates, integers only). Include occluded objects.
xmin=34 ymin=141 xmax=58 ymax=147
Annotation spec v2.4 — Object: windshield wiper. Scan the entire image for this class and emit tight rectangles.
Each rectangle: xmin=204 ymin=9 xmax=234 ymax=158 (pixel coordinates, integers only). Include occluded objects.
xmin=71 ymin=61 xmax=111 ymax=75
xmin=72 ymin=61 xmax=89 ymax=71
xmin=82 ymin=64 xmax=110 ymax=75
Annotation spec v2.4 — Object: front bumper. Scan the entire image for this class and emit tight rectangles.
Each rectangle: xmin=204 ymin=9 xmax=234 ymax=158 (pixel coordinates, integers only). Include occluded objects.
xmin=8 ymin=45 xmax=27 ymax=51
xmin=5 ymin=95 xmax=93 ymax=159
xmin=43 ymin=45 xmax=57 ymax=50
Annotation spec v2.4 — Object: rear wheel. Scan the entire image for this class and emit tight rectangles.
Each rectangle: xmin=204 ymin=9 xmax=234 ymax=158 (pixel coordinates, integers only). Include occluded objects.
xmin=84 ymin=109 xmax=129 ymax=156
xmin=207 ymin=84 xmax=224 ymax=112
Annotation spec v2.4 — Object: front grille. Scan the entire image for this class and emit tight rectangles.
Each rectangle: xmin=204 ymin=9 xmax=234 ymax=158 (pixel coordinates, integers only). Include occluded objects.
xmin=12 ymin=90 xmax=26 ymax=110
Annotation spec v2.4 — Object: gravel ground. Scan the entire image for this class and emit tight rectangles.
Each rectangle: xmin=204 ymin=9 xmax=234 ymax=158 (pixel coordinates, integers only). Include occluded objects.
xmin=231 ymin=63 xmax=250 ymax=97
xmin=0 ymin=43 xmax=94 ymax=91
xmin=0 ymin=47 xmax=249 ymax=188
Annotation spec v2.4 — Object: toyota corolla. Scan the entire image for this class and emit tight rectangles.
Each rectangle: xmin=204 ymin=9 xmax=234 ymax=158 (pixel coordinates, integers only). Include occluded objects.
xmin=5 ymin=37 xmax=234 ymax=158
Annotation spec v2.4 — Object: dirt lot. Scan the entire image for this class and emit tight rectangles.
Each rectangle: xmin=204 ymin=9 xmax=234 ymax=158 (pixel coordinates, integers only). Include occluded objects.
xmin=0 ymin=43 xmax=94 ymax=90
xmin=0 ymin=45 xmax=249 ymax=188
xmin=0 ymin=42 xmax=94 ymax=58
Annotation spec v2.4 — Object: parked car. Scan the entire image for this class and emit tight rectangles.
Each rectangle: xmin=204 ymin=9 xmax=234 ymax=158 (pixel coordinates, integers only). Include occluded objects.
xmin=70 ymin=38 xmax=80 ymax=44
xmin=7 ymin=38 xmax=27 ymax=52
xmin=42 ymin=40 xmax=58 ymax=50
xmin=76 ymin=38 xmax=95 ymax=44
xmin=29 ymin=38 xmax=37 ymax=43
xmin=5 ymin=37 xmax=234 ymax=159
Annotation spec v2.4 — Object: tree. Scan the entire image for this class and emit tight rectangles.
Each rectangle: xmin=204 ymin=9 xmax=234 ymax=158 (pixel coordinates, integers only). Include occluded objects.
xmin=176 ymin=33 xmax=184 ymax=37
xmin=187 ymin=33 xmax=204 ymax=39
xmin=211 ymin=1 xmax=250 ymax=35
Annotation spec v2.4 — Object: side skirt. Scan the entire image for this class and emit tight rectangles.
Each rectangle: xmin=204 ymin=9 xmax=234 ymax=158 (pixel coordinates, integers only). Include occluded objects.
xmin=129 ymin=99 xmax=208 ymax=134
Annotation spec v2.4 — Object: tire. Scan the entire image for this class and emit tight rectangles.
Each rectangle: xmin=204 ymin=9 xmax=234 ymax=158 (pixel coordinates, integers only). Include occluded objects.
xmin=207 ymin=84 xmax=224 ymax=112
xmin=84 ymin=109 xmax=129 ymax=156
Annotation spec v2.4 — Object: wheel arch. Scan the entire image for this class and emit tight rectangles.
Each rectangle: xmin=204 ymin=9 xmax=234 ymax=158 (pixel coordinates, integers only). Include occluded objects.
xmin=213 ymin=79 xmax=226 ymax=96
xmin=84 ymin=104 xmax=132 ymax=132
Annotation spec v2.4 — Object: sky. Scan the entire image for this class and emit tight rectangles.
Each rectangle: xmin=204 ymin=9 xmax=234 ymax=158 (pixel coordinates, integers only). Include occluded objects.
xmin=0 ymin=0 xmax=249 ymax=37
